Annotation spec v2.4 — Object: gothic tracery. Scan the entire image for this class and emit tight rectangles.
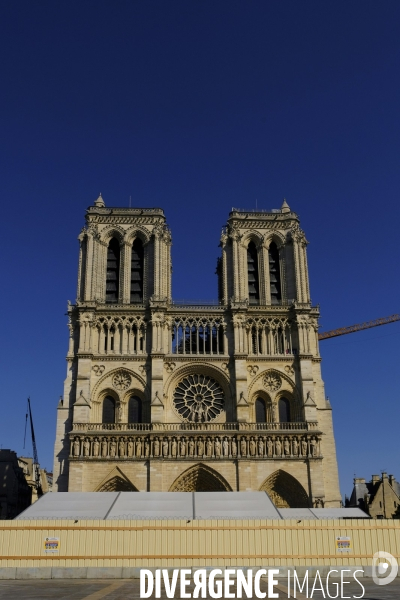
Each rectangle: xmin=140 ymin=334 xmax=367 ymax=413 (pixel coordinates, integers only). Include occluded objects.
xmin=173 ymin=374 xmax=225 ymax=422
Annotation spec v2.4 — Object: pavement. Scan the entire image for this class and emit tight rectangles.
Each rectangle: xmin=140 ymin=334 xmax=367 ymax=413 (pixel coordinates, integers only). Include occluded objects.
xmin=0 ymin=579 xmax=399 ymax=600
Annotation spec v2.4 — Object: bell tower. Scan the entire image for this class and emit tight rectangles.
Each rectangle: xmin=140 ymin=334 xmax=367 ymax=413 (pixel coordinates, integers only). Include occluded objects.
xmin=77 ymin=194 xmax=171 ymax=305
xmin=54 ymin=195 xmax=172 ymax=491
xmin=218 ymin=199 xmax=310 ymax=306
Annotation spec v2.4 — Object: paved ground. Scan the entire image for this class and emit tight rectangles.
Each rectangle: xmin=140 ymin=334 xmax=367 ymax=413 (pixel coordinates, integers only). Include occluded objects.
xmin=0 ymin=579 xmax=399 ymax=600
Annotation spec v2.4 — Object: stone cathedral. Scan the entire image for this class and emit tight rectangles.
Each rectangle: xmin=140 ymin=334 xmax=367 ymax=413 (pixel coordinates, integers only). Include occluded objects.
xmin=53 ymin=195 xmax=341 ymax=507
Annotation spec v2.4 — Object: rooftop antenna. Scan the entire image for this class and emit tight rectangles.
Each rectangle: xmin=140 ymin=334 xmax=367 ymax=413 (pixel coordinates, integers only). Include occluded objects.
xmin=129 ymin=195 xmax=131 ymax=208
xmin=256 ymin=198 xmax=258 ymax=210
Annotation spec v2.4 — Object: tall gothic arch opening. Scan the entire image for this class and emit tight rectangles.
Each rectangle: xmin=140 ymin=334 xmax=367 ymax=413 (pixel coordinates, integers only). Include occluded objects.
xmin=102 ymin=395 xmax=116 ymax=423
xmin=278 ymin=397 xmax=291 ymax=422
xmin=128 ymin=395 xmax=142 ymax=423
xmin=169 ymin=464 xmax=232 ymax=492
xmin=255 ymin=396 xmax=273 ymax=422
xmin=106 ymin=238 xmax=120 ymax=303
xmin=247 ymin=241 xmax=259 ymax=305
xmin=130 ymin=238 xmax=144 ymax=303
xmin=255 ymin=397 xmax=266 ymax=423
xmin=260 ymin=470 xmax=309 ymax=508
xmin=269 ymin=242 xmax=281 ymax=304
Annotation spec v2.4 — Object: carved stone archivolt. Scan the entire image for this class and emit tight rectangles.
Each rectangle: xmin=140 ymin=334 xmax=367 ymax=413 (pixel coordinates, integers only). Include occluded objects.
xmin=173 ymin=374 xmax=225 ymax=423
xmin=170 ymin=464 xmax=232 ymax=492
xmin=248 ymin=368 xmax=301 ymax=413
xmin=91 ymin=367 xmax=147 ymax=405
xmin=70 ymin=433 xmax=321 ymax=460
xmin=259 ymin=469 xmax=309 ymax=508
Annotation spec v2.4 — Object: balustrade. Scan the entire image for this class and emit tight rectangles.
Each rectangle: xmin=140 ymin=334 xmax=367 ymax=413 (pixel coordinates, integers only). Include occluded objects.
xmin=71 ymin=421 xmax=318 ymax=433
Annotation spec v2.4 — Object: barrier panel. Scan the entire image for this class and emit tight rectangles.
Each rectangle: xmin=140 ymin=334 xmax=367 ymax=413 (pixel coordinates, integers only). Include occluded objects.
xmin=0 ymin=519 xmax=399 ymax=568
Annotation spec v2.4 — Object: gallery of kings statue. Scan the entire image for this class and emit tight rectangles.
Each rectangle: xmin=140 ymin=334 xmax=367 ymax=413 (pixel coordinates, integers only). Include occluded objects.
xmin=53 ymin=195 xmax=341 ymax=508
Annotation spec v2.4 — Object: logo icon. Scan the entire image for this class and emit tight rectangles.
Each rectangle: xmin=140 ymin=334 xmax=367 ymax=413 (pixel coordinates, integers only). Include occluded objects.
xmin=372 ymin=551 xmax=398 ymax=586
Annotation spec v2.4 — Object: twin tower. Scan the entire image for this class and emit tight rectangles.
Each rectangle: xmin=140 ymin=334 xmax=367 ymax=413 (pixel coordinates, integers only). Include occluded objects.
xmin=53 ymin=196 xmax=341 ymax=507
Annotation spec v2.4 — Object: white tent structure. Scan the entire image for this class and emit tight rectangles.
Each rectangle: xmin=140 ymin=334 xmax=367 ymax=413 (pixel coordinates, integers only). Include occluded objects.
xmin=16 ymin=492 xmax=369 ymax=520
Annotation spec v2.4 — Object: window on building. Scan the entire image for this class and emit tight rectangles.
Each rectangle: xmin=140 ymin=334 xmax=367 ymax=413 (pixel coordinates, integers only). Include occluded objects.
xmin=278 ymin=397 xmax=291 ymax=422
xmin=255 ymin=398 xmax=266 ymax=423
xmin=247 ymin=242 xmax=259 ymax=304
xmin=269 ymin=242 xmax=281 ymax=304
xmin=102 ymin=396 xmax=116 ymax=423
xmin=128 ymin=396 xmax=142 ymax=423
xmin=131 ymin=239 xmax=144 ymax=303
xmin=106 ymin=238 xmax=120 ymax=303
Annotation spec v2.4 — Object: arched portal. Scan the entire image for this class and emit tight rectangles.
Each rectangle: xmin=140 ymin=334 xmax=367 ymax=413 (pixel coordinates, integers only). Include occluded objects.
xmin=97 ymin=476 xmax=138 ymax=492
xmin=169 ymin=464 xmax=232 ymax=492
xmin=96 ymin=467 xmax=138 ymax=492
xmin=260 ymin=470 xmax=309 ymax=508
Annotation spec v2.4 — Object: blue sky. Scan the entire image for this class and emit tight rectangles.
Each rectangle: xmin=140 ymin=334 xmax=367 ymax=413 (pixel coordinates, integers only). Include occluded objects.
xmin=1 ymin=1 xmax=399 ymax=499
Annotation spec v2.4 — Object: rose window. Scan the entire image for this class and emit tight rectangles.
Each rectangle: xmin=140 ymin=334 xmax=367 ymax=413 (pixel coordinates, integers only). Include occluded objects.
xmin=173 ymin=374 xmax=224 ymax=422
xmin=112 ymin=371 xmax=131 ymax=391
xmin=263 ymin=372 xmax=281 ymax=392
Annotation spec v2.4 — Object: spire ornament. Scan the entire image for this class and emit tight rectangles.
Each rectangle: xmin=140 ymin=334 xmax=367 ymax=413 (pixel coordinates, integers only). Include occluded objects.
xmin=94 ymin=193 xmax=105 ymax=207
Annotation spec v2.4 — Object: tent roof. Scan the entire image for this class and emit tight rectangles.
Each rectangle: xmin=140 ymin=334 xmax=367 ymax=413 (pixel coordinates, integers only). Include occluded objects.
xmin=17 ymin=492 xmax=369 ymax=520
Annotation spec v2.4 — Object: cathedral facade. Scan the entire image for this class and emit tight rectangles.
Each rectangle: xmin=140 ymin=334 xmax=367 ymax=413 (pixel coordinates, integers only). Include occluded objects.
xmin=53 ymin=196 xmax=341 ymax=507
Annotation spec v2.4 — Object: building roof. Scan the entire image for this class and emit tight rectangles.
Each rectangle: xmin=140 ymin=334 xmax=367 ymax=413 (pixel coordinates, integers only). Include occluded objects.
xmin=348 ymin=475 xmax=400 ymax=508
xmin=16 ymin=492 xmax=369 ymax=521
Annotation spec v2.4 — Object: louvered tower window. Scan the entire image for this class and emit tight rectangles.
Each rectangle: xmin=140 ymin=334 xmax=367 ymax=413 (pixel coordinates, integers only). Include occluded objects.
xmin=128 ymin=396 xmax=142 ymax=423
xmin=247 ymin=242 xmax=259 ymax=305
xmin=269 ymin=242 xmax=281 ymax=304
xmin=103 ymin=396 xmax=116 ymax=423
xmin=130 ymin=239 xmax=144 ymax=303
xmin=106 ymin=238 xmax=120 ymax=303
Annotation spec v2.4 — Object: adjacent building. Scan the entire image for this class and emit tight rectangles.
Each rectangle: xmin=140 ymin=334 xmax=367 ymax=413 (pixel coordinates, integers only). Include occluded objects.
xmin=53 ymin=196 xmax=341 ymax=507
xmin=18 ymin=456 xmax=53 ymax=502
xmin=347 ymin=473 xmax=400 ymax=518
xmin=0 ymin=450 xmax=31 ymax=519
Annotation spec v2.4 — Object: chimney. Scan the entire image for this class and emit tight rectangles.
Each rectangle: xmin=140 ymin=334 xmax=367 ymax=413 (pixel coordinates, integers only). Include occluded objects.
xmin=372 ymin=475 xmax=380 ymax=484
xmin=354 ymin=478 xmax=366 ymax=484
xmin=389 ymin=474 xmax=395 ymax=485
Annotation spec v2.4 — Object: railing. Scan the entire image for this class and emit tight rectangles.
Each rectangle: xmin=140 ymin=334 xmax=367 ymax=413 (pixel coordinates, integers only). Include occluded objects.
xmin=230 ymin=208 xmax=280 ymax=214
xmin=171 ymin=300 xmax=223 ymax=306
xmin=71 ymin=421 xmax=319 ymax=433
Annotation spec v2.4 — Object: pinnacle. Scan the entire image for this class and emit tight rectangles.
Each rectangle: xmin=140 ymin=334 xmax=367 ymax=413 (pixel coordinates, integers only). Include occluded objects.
xmin=281 ymin=198 xmax=290 ymax=213
xmin=94 ymin=192 xmax=105 ymax=207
